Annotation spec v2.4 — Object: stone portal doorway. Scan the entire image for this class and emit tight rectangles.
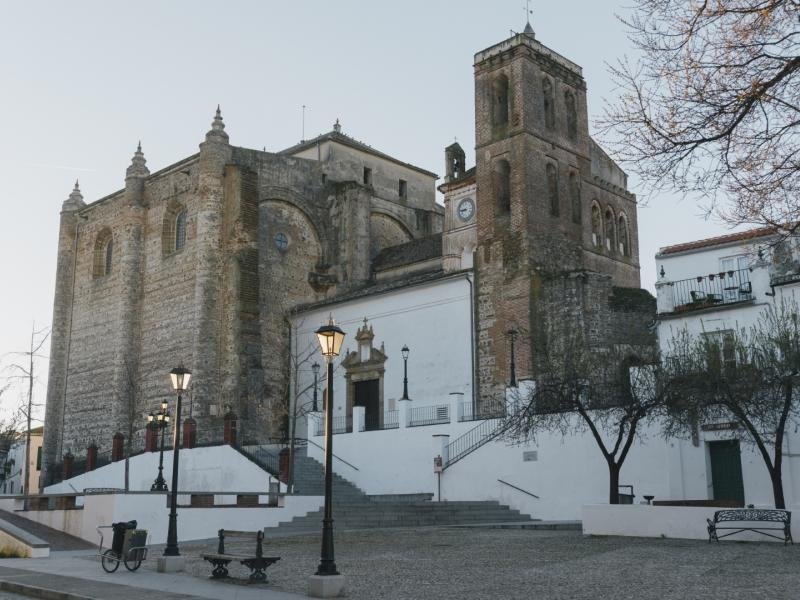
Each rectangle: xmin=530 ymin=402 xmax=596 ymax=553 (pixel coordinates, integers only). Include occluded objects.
xmin=342 ymin=318 xmax=388 ymax=431
xmin=355 ymin=379 xmax=380 ymax=430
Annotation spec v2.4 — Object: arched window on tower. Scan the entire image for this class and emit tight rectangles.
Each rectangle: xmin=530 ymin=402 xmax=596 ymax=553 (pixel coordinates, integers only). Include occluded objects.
xmin=162 ymin=203 xmax=188 ymax=256
xmin=569 ymin=172 xmax=581 ymax=224
xmin=494 ymin=160 xmax=511 ymax=216
xmin=542 ymin=77 xmax=555 ymax=130
xmin=604 ymin=208 xmax=616 ymax=253
xmin=546 ymin=163 xmax=559 ymax=216
xmin=564 ymin=90 xmax=578 ymax=140
xmin=591 ymin=203 xmax=601 ymax=248
xmin=93 ymin=229 xmax=113 ymax=278
xmin=618 ymin=213 xmax=630 ymax=257
xmin=492 ymin=74 xmax=509 ymax=131
xmin=175 ymin=209 xmax=187 ymax=251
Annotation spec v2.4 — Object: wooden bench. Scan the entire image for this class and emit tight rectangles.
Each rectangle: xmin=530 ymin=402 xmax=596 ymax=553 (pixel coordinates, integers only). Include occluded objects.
xmin=201 ymin=529 xmax=280 ymax=583
xmin=707 ymin=508 xmax=793 ymax=544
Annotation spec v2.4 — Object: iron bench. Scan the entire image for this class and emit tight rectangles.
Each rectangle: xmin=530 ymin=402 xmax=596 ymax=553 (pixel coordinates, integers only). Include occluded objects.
xmin=201 ymin=529 xmax=280 ymax=583
xmin=707 ymin=508 xmax=793 ymax=544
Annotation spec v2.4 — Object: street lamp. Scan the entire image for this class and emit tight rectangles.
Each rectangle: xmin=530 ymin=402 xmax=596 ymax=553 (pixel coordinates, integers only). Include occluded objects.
xmin=314 ymin=317 xmax=345 ymax=579
xmin=506 ymin=330 xmax=518 ymax=388
xmin=312 ymin=362 xmax=320 ymax=412
xmin=163 ymin=367 xmax=190 ymax=559
xmin=401 ymin=345 xmax=410 ymax=400
xmin=148 ymin=400 xmax=170 ymax=492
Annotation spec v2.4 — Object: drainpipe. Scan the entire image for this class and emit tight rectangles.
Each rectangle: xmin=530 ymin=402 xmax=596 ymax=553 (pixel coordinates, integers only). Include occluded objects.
xmin=465 ymin=272 xmax=477 ymax=408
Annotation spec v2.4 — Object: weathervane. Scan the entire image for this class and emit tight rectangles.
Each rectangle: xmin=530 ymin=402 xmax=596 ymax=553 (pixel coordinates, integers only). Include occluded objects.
xmin=524 ymin=0 xmax=533 ymax=25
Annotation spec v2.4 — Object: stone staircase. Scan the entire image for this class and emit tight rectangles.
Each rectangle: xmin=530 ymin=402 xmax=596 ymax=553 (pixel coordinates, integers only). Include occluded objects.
xmin=270 ymin=499 xmax=534 ymax=534
xmin=267 ymin=454 xmax=534 ymax=533
xmin=290 ymin=454 xmax=368 ymax=502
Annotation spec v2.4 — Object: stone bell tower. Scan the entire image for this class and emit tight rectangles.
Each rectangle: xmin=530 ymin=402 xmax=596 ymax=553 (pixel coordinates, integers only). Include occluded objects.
xmin=473 ymin=25 xmax=595 ymax=409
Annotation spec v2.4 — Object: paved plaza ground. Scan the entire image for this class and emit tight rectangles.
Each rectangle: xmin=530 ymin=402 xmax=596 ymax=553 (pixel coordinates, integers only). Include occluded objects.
xmin=0 ymin=527 xmax=798 ymax=599
xmin=184 ymin=527 xmax=799 ymax=599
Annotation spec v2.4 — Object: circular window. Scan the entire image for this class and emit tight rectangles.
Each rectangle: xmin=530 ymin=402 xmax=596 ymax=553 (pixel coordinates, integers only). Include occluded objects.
xmin=274 ymin=232 xmax=289 ymax=251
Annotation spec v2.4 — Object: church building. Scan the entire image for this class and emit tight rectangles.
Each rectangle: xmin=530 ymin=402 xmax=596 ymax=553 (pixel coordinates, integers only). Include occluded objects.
xmin=43 ymin=21 xmax=654 ymax=506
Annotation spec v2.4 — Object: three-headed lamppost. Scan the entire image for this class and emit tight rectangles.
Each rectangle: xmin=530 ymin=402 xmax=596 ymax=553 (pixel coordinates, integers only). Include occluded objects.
xmin=148 ymin=400 xmax=171 ymax=492
xmin=401 ymin=345 xmax=410 ymax=400
xmin=314 ymin=317 xmax=346 ymax=577
xmin=163 ymin=366 xmax=191 ymax=558
xmin=312 ymin=362 xmax=321 ymax=412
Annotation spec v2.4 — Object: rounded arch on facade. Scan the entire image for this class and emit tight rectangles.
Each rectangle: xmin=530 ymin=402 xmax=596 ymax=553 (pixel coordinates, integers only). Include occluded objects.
xmin=369 ymin=211 xmax=413 ymax=259
xmin=261 ymin=198 xmax=324 ymax=260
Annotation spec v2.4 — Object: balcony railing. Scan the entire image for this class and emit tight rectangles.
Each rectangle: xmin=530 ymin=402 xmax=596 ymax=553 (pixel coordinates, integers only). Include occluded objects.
xmin=408 ymin=404 xmax=449 ymax=427
xmin=661 ymin=268 xmax=752 ymax=314
xmin=314 ymin=415 xmax=352 ymax=436
xmin=364 ymin=410 xmax=399 ymax=431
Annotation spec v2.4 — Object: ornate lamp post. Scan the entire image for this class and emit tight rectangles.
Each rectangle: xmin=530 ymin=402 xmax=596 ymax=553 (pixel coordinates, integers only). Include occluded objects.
xmin=312 ymin=362 xmax=320 ymax=412
xmin=148 ymin=400 xmax=170 ymax=492
xmin=401 ymin=345 xmax=410 ymax=400
xmin=163 ymin=367 xmax=190 ymax=559
xmin=313 ymin=317 xmax=345 ymax=580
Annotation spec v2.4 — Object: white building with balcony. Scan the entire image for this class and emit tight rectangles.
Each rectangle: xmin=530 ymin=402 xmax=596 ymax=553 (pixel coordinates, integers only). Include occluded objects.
xmin=655 ymin=227 xmax=800 ymax=510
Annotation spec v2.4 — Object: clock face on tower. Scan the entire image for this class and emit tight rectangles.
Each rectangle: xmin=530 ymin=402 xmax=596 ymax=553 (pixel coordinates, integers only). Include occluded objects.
xmin=457 ymin=198 xmax=475 ymax=222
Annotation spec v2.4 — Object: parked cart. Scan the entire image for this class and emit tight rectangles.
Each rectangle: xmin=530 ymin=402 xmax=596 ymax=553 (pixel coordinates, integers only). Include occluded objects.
xmin=97 ymin=520 xmax=148 ymax=573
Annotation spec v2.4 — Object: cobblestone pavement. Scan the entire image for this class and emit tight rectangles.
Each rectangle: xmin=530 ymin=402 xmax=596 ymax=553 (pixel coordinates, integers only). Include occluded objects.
xmin=136 ymin=527 xmax=799 ymax=600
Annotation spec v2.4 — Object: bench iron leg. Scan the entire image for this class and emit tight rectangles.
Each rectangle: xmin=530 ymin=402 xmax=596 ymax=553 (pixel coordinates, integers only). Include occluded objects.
xmin=249 ymin=567 xmax=267 ymax=583
xmin=209 ymin=559 xmax=230 ymax=579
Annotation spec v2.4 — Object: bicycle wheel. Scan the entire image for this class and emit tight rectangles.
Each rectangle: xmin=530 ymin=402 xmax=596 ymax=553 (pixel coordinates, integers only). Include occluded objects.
xmin=101 ymin=549 xmax=120 ymax=573
xmin=123 ymin=548 xmax=143 ymax=572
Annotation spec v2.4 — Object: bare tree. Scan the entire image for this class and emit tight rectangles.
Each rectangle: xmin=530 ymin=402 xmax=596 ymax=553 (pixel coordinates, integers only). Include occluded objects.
xmin=665 ymin=299 xmax=800 ymax=508
xmin=504 ymin=320 xmax=668 ymax=504
xmin=115 ymin=357 xmax=141 ymax=491
xmin=602 ymin=1 xmax=800 ymax=228
xmin=4 ymin=324 xmax=49 ymax=505
xmin=282 ymin=318 xmax=325 ymax=491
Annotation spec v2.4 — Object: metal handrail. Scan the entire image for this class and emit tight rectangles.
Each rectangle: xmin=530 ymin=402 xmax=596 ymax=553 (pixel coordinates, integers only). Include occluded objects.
xmin=305 ymin=438 xmax=359 ymax=471
xmin=497 ymin=478 xmax=539 ymax=499
xmin=443 ymin=417 xmax=504 ymax=470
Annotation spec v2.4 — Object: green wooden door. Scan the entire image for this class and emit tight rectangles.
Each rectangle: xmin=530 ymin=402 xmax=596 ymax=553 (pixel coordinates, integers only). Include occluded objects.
xmin=709 ymin=440 xmax=745 ymax=505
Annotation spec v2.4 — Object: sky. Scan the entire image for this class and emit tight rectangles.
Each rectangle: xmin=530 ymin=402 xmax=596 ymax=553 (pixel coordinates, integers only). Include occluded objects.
xmin=0 ymin=0 xmax=737 ymax=418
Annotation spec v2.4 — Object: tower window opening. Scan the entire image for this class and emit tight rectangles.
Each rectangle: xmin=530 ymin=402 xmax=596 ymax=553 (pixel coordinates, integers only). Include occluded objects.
xmin=565 ymin=90 xmax=578 ymax=140
xmin=569 ymin=173 xmax=581 ymax=224
xmin=546 ymin=163 xmax=559 ymax=217
xmin=542 ymin=77 xmax=555 ymax=130
xmin=618 ymin=214 xmax=630 ymax=257
xmin=492 ymin=74 xmax=509 ymax=130
xmin=591 ymin=203 xmax=601 ymax=248
xmin=604 ymin=208 xmax=616 ymax=252
xmin=494 ymin=159 xmax=511 ymax=216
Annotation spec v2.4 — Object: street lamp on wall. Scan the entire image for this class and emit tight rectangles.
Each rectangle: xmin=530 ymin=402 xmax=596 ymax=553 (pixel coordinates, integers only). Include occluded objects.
xmin=148 ymin=400 xmax=171 ymax=492
xmin=506 ymin=330 xmax=518 ymax=388
xmin=401 ymin=345 xmax=410 ymax=400
xmin=163 ymin=366 xmax=190 ymax=559
xmin=313 ymin=317 xmax=345 ymax=579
